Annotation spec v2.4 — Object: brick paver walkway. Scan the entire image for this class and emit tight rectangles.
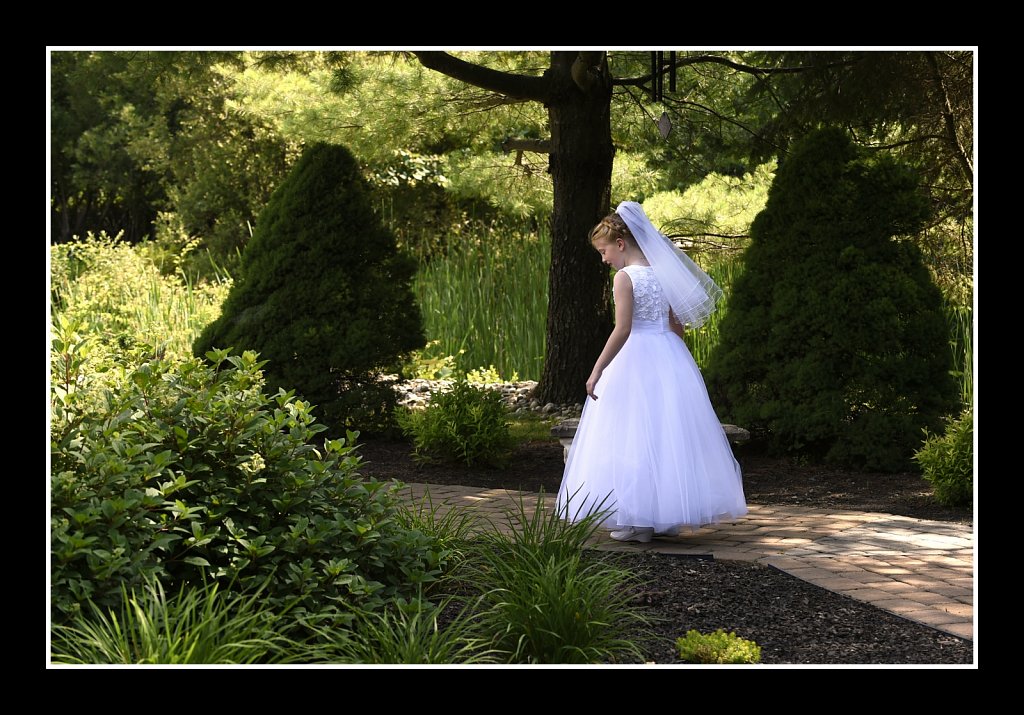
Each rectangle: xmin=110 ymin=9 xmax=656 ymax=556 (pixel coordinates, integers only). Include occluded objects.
xmin=399 ymin=483 xmax=974 ymax=640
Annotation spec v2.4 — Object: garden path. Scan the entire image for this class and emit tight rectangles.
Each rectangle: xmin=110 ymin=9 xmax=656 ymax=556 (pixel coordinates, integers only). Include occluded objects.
xmin=398 ymin=483 xmax=974 ymax=640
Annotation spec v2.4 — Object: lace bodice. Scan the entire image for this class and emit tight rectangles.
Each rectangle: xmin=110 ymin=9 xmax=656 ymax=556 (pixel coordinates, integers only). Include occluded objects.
xmin=621 ymin=265 xmax=668 ymax=324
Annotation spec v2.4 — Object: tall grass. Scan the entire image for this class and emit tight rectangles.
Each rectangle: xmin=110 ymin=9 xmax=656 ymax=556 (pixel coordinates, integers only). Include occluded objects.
xmin=683 ymin=254 xmax=742 ymax=368
xmin=50 ymin=235 xmax=230 ymax=362
xmin=307 ymin=597 xmax=499 ymax=664
xmin=413 ymin=233 xmax=742 ymax=381
xmin=465 ymin=491 xmax=646 ymax=664
xmin=50 ymin=578 xmax=295 ymax=665
xmin=945 ymin=299 xmax=974 ymax=407
xmin=414 ymin=225 xmax=549 ymax=381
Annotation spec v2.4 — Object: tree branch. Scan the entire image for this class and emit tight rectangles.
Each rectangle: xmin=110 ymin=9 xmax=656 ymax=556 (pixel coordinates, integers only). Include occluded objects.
xmin=614 ymin=53 xmax=860 ymax=86
xmin=412 ymin=51 xmax=550 ymax=102
xmin=662 ymin=94 xmax=765 ymax=143
xmin=926 ymin=51 xmax=974 ymax=186
xmin=501 ymin=138 xmax=552 ymax=154
xmin=668 ymin=232 xmax=750 ymax=241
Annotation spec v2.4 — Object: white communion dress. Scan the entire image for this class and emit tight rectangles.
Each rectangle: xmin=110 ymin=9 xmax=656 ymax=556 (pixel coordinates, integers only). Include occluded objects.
xmin=556 ymin=264 xmax=748 ymax=534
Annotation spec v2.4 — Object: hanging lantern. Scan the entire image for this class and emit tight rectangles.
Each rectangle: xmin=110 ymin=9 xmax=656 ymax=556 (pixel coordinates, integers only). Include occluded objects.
xmin=657 ymin=111 xmax=672 ymax=139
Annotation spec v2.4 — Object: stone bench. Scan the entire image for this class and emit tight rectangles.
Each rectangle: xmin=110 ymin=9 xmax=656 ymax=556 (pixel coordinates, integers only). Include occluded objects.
xmin=551 ymin=417 xmax=750 ymax=462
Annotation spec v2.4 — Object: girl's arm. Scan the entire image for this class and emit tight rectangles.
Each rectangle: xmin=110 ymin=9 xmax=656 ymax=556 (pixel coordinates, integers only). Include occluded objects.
xmin=669 ymin=308 xmax=686 ymax=341
xmin=587 ymin=270 xmax=634 ymax=400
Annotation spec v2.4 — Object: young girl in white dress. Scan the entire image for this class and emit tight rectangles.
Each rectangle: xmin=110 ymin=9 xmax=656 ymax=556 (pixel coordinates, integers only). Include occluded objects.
xmin=556 ymin=201 xmax=747 ymax=542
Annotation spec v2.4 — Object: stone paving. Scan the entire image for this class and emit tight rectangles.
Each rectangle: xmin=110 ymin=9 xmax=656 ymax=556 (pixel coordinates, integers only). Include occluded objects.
xmin=398 ymin=483 xmax=974 ymax=641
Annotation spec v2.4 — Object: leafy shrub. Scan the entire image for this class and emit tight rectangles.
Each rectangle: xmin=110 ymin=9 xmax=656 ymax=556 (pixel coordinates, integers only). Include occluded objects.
xmin=193 ymin=142 xmax=425 ymax=433
xmin=914 ymin=408 xmax=974 ymax=507
xmin=50 ymin=577 xmax=296 ymax=665
xmin=706 ymin=128 xmax=959 ymax=471
xmin=466 ymin=493 xmax=645 ymax=664
xmin=676 ymin=629 xmax=761 ymax=664
xmin=398 ymin=380 xmax=513 ymax=467
xmin=51 ymin=344 xmax=447 ymax=632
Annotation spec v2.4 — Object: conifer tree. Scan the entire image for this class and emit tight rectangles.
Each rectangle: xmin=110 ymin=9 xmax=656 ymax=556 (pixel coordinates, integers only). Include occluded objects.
xmin=706 ymin=128 xmax=958 ymax=471
xmin=195 ymin=142 xmax=424 ymax=430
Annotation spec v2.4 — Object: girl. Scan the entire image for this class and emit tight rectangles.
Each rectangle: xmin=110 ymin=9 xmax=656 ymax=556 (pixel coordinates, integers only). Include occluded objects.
xmin=556 ymin=201 xmax=747 ymax=542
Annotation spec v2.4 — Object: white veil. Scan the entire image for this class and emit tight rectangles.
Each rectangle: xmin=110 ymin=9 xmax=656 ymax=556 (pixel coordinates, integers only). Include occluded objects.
xmin=615 ymin=201 xmax=723 ymax=328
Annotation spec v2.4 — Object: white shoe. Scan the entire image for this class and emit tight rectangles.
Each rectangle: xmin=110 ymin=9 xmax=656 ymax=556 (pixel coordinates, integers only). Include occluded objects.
xmin=610 ymin=526 xmax=654 ymax=543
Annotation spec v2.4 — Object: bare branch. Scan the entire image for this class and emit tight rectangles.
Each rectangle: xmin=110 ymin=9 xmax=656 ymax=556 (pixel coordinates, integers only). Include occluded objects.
xmin=857 ymin=135 xmax=950 ymax=150
xmin=668 ymin=232 xmax=750 ymax=241
xmin=501 ymin=138 xmax=553 ymax=154
xmin=412 ymin=51 xmax=550 ymax=102
xmin=614 ymin=53 xmax=861 ymax=86
xmin=669 ymin=234 xmax=750 ymax=252
xmin=662 ymin=94 xmax=766 ymax=144
xmin=926 ymin=51 xmax=974 ymax=186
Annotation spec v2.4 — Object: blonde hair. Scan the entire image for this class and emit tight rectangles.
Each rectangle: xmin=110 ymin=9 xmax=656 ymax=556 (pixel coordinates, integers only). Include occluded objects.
xmin=589 ymin=212 xmax=636 ymax=247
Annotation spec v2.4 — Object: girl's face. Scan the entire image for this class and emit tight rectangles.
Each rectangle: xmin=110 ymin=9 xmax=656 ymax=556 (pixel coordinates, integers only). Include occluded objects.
xmin=593 ymin=237 xmax=627 ymax=270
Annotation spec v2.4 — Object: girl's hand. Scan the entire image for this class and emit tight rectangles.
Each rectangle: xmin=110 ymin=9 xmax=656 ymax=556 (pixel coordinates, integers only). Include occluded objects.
xmin=586 ymin=370 xmax=602 ymax=400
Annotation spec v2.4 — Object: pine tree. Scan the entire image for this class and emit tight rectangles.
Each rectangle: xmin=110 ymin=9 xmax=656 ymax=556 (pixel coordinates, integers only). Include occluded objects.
xmin=706 ymin=128 xmax=958 ymax=471
xmin=194 ymin=143 xmax=424 ymax=431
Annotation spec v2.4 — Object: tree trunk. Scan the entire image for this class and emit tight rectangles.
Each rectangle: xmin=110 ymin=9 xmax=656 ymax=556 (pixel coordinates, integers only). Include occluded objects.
xmin=534 ymin=52 xmax=614 ymax=405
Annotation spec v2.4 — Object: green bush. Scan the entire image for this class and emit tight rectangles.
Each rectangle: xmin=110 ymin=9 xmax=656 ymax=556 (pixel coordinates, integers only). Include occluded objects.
xmin=51 ymin=576 xmax=297 ymax=665
xmin=51 ymin=344 xmax=447 ymax=632
xmin=706 ymin=128 xmax=959 ymax=471
xmin=398 ymin=380 xmax=514 ymax=467
xmin=466 ymin=493 xmax=645 ymax=664
xmin=914 ymin=408 xmax=974 ymax=507
xmin=193 ymin=142 xmax=425 ymax=433
xmin=676 ymin=629 xmax=761 ymax=664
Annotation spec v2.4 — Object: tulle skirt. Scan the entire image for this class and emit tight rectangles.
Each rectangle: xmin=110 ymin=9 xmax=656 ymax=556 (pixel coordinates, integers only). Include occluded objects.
xmin=556 ymin=322 xmax=748 ymax=534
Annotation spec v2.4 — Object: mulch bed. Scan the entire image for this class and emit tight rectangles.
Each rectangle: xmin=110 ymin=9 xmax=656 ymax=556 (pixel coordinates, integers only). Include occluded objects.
xmin=357 ymin=437 xmax=975 ymax=665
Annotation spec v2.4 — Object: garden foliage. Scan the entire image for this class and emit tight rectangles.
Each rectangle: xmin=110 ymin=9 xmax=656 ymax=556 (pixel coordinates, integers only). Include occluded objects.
xmin=194 ymin=142 xmax=424 ymax=432
xmin=706 ymin=128 xmax=959 ymax=470
xmin=676 ymin=629 xmax=761 ymax=664
xmin=398 ymin=380 xmax=514 ymax=467
xmin=51 ymin=344 xmax=446 ymax=631
xmin=914 ymin=408 xmax=974 ymax=507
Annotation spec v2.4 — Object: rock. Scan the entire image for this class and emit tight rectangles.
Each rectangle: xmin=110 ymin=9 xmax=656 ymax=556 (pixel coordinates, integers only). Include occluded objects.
xmin=542 ymin=402 xmax=557 ymax=414
xmin=722 ymin=424 xmax=751 ymax=444
xmin=550 ymin=418 xmax=580 ymax=438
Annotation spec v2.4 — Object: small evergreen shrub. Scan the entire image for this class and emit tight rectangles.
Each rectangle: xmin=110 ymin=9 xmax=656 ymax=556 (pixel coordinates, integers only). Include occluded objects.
xmin=676 ymin=629 xmax=761 ymax=664
xmin=398 ymin=380 xmax=514 ymax=467
xmin=51 ymin=345 xmax=447 ymax=631
xmin=193 ymin=142 xmax=425 ymax=433
xmin=706 ymin=128 xmax=959 ymax=471
xmin=914 ymin=408 xmax=974 ymax=507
